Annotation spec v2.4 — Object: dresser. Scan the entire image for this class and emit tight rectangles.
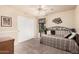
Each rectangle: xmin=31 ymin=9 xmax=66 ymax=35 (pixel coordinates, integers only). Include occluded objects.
xmin=0 ymin=37 xmax=14 ymax=54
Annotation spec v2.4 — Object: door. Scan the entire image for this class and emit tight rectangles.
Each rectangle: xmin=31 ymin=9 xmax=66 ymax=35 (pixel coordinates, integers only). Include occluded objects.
xmin=17 ymin=16 xmax=35 ymax=43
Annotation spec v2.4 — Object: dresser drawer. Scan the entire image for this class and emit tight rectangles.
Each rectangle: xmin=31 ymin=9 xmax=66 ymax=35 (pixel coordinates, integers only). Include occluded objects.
xmin=0 ymin=39 xmax=14 ymax=54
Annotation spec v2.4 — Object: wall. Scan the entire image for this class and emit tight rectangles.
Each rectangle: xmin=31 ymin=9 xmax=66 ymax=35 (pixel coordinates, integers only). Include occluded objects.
xmin=0 ymin=6 xmax=18 ymax=39
xmin=0 ymin=6 xmax=37 ymax=43
xmin=75 ymin=6 xmax=79 ymax=34
xmin=46 ymin=10 xmax=75 ymax=28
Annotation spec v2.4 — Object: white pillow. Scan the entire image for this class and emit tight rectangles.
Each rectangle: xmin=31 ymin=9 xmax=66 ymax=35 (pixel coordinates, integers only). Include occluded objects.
xmin=68 ymin=32 xmax=76 ymax=39
xmin=47 ymin=30 xmax=51 ymax=35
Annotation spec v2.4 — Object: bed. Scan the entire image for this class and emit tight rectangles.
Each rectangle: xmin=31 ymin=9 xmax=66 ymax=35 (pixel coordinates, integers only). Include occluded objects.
xmin=40 ymin=26 xmax=79 ymax=53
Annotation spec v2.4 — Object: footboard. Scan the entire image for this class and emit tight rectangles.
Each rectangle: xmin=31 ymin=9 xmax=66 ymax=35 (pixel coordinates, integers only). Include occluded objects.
xmin=40 ymin=35 xmax=79 ymax=54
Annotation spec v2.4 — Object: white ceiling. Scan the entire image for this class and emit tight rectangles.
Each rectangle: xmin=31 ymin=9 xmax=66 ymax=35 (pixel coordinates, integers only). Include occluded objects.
xmin=11 ymin=5 xmax=76 ymax=17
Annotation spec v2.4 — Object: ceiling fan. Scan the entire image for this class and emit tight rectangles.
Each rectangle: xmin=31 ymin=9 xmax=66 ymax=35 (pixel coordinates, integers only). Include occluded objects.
xmin=37 ymin=5 xmax=53 ymax=17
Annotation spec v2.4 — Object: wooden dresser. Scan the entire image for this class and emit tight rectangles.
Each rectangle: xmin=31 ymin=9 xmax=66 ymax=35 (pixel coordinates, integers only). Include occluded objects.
xmin=0 ymin=37 xmax=14 ymax=54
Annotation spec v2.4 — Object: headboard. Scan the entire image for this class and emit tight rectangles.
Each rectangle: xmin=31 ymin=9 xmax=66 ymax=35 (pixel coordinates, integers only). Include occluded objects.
xmin=47 ymin=26 xmax=73 ymax=37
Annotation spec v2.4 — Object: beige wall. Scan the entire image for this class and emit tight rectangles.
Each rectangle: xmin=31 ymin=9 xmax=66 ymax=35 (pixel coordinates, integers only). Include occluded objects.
xmin=75 ymin=6 xmax=79 ymax=34
xmin=46 ymin=10 xmax=75 ymax=28
xmin=0 ymin=6 xmax=36 ymax=42
xmin=0 ymin=6 xmax=18 ymax=39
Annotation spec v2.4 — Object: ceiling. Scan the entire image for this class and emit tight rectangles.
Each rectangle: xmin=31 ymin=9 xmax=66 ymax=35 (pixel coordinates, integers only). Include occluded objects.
xmin=11 ymin=5 xmax=76 ymax=17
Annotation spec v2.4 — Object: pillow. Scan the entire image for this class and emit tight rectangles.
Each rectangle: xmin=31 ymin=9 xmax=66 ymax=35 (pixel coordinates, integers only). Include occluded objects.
xmin=68 ymin=32 xmax=76 ymax=39
xmin=47 ymin=30 xmax=51 ymax=35
xmin=70 ymin=29 xmax=76 ymax=32
xmin=65 ymin=33 xmax=72 ymax=38
xmin=44 ymin=28 xmax=48 ymax=34
xmin=72 ymin=35 xmax=76 ymax=40
xmin=51 ymin=30 xmax=55 ymax=35
xmin=45 ymin=30 xmax=47 ymax=34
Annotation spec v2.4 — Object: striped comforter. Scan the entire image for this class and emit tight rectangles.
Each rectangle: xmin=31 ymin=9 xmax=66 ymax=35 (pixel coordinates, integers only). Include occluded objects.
xmin=40 ymin=34 xmax=79 ymax=54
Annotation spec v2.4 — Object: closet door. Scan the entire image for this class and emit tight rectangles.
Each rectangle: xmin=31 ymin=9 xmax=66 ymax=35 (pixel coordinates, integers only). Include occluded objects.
xmin=17 ymin=16 xmax=35 ymax=43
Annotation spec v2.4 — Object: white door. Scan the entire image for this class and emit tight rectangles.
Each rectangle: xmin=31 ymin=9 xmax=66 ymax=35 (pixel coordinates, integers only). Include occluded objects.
xmin=17 ymin=16 xmax=35 ymax=43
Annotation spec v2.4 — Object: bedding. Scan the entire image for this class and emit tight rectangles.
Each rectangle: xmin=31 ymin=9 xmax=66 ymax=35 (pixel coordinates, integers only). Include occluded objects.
xmin=40 ymin=26 xmax=79 ymax=53
xmin=40 ymin=34 xmax=79 ymax=53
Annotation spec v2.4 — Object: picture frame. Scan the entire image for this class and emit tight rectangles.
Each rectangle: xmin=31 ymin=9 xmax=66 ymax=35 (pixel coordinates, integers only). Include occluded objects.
xmin=52 ymin=17 xmax=62 ymax=24
xmin=1 ymin=16 xmax=12 ymax=27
